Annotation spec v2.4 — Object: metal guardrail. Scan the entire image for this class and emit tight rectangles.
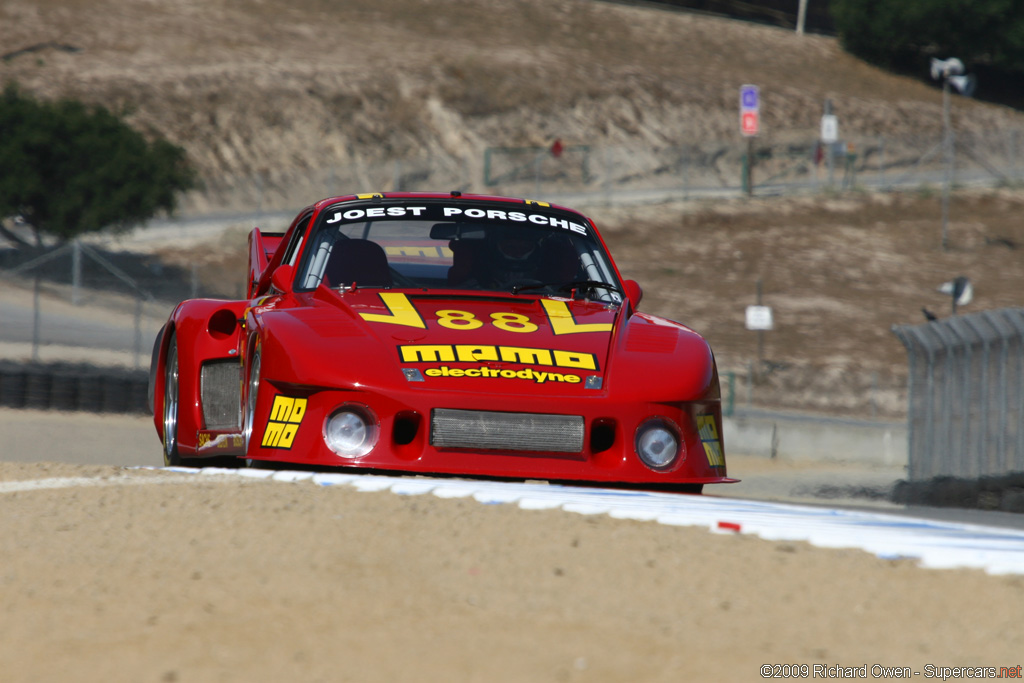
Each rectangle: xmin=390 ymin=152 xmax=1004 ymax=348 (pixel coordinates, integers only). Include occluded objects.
xmin=893 ymin=308 xmax=1024 ymax=481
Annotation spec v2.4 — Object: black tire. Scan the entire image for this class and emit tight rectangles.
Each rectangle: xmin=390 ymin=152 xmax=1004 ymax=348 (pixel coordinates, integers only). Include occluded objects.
xmin=148 ymin=324 xmax=168 ymax=415
xmin=242 ymin=343 xmax=261 ymax=453
xmin=162 ymin=332 xmax=182 ymax=466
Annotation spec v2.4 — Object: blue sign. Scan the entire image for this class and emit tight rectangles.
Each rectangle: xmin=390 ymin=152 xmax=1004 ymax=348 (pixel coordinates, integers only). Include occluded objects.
xmin=740 ymin=84 xmax=759 ymax=111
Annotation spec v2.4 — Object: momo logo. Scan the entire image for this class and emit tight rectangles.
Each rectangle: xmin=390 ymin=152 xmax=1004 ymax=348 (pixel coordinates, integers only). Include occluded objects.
xmin=262 ymin=396 xmax=308 ymax=449
xmin=398 ymin=344 xmax=598 ymax=371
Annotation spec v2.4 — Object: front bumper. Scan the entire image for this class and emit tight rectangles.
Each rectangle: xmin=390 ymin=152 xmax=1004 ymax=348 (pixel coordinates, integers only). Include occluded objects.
xmin=230 ymin=383 xmax=732 ymax=485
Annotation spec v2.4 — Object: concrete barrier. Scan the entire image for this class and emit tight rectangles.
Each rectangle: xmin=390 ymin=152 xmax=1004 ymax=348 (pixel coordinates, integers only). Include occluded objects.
xmin=724 ymin=409 xmax=907 ymax=467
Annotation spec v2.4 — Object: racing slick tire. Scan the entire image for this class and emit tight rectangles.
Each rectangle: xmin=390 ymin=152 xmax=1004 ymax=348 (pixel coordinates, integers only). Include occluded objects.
xmin=242 ymin=341 xmax=261 ymax=468
xmin=162 ymin=332 xmax=183 ymax=467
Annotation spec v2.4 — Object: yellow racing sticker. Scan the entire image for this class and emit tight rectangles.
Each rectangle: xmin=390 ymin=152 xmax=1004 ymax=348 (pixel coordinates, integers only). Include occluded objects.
xmin=262 ymin=396 xmax=308 ymax=449
xmin=398 ymin=344 xmax=598 ymax=371
xmin=424 ymin=366 xmax=583 ymax=384
xmin=359 ymin=292 xmax=426 ymax=329
xmin=696 ymin=415 xmax=725 ymax=467
xmin=541 ymin=299 xmax=613 ymax=335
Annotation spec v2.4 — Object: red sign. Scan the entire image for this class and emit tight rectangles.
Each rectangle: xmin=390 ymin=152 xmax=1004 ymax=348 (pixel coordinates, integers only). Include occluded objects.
xmin=741 ymin=111 xmax=759 ymax=137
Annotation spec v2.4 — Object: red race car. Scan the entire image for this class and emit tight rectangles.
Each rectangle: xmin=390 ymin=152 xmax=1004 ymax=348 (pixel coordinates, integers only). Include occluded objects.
xmin=150 ymin=192 xmax=733 ymax=491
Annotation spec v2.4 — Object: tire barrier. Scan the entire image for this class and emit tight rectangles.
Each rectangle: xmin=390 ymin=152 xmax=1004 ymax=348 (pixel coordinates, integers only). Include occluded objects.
xmin=893 ymin=474 xmax=1024 ymax=514
xmin=0 ymin=361 xmax=150 ymax=415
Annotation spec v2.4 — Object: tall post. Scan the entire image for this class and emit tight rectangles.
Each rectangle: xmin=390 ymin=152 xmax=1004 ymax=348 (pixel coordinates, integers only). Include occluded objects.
xmin=32 ymin=275 xmax=41 ymax=362
xmin=745 ymin=137 xmax=754 ymax=196
xmin=756 ymin=278 xmax=764 ymax=372
xmin=796 ymin=0 xmax=808 ymax=35
xmin=824 ymin=99 xmax=835 ymax=189
xmin=134 ymin=295 xmax=143 ymax=369
xmin=941 ymin=77 xmax=953 ymax=252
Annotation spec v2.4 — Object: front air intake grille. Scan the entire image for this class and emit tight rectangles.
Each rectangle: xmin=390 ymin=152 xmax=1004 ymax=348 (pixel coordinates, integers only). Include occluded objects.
xmin=431 ymin=409 xmax=584 ymax=453
xmin=201 ymin=360 xmax=242 ymax=430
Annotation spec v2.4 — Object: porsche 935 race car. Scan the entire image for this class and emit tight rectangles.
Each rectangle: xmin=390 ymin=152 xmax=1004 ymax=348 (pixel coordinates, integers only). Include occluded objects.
xmin=150 ymin=192 xmax=733 ymax=490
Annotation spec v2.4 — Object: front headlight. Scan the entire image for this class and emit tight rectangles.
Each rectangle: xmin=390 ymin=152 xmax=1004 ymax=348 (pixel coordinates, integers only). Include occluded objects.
xmin=324 ymin=405 xmax=379 ymax=457
xmin=634 ymin=418 xmax=682 ymax=470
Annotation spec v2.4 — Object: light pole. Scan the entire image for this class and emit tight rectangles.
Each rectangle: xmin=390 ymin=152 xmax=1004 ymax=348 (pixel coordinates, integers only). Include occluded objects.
xmin=930 ymin=58 xmax=975 ymax=251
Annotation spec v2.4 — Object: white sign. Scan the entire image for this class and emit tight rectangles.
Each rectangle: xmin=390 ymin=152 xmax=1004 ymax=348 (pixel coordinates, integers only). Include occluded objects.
xmin=745 ymin=305 xmax=774 ymax=331
xmin=820 ymin=114 xmax=838 ymax=143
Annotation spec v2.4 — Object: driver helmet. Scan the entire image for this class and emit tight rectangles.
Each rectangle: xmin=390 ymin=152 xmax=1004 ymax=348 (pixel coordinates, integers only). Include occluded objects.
xmin=493 ymin=227 xmax=539 ymax=262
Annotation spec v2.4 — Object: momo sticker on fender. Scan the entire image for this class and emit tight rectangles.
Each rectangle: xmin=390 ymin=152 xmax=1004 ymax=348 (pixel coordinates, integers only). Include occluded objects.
xmin=262 ymin=396 xmax=308 ymax=449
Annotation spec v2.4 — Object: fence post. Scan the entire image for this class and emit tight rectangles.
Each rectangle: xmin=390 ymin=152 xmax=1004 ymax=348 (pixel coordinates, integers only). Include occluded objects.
xmin=723 ymin=371 xmax=735 ymax=417
xmin=877 ymin=136 xmax=886 ymax=191
xmin=134 ymin=294 xmax=143 ymax=370
xmin=72 ymin=239 xmax=82 ymax=306
xmin=32 ymin=275 xmax=41 ymax=362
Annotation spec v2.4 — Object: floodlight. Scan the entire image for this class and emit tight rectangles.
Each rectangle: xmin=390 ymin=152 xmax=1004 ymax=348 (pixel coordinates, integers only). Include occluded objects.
xmin=931 ymin=57 xmax=965 ymax=80
xmin=938 ymin=276 xmax=973 ymax=313
xmin=948 ymin=74 xmax=976 ymax=97
xmin=929 ymin=58 xmax=973 ymax=251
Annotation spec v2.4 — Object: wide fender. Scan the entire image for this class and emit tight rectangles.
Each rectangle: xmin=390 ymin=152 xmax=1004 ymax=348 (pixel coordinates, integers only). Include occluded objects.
xmin=251 ymin=306 xmax=399 ymax=391
xmin=606 ymin=314 xmax=718 ymax=403
xmin=248 ymin=229 xmax=286 ymax=298
xmin=152 ymin=299 xmax=249 ymax=454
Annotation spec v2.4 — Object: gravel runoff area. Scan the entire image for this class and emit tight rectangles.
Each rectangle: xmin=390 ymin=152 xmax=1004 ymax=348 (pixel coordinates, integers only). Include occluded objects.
xmin=2 ymin=408 xmax=1023 ymax=682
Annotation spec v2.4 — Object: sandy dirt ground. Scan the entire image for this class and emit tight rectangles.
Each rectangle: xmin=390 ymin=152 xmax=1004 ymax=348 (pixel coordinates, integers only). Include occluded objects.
xmin=2 ymin=409 xmax=1022 ymax=682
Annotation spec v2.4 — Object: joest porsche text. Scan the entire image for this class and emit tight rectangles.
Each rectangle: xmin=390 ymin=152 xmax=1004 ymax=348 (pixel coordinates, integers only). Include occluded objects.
xmin=325 ymin=204 xmax=589 ymax=235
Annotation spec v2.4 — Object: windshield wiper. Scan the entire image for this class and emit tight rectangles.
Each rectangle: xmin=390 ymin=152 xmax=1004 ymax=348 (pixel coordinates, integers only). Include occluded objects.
xmin=511 ymin=280 xmax=623 ymax=295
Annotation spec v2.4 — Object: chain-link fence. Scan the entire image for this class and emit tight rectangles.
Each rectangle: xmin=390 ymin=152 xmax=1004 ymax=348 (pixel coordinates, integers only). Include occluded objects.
xmin=0 ymin=238 xmax=229 ymax=379
xmin=892 ymin=309 xmax=1024 ymax=481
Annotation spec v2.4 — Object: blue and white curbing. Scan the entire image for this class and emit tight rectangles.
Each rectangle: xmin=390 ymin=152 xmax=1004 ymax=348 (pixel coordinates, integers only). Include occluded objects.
xmin=156 ymin=466 xmax=1024 ymax=576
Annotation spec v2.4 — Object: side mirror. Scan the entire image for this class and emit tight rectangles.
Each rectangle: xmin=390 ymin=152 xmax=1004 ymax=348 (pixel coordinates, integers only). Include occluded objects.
xmin=270 ymin=264 xmax=295 ymax=294
xmin=623 ymin=279 xmax=643 ymax=309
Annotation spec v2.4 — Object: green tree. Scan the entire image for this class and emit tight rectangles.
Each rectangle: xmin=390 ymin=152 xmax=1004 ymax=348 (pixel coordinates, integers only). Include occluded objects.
xmin=0 ymin=83 xmax=196 ymax=246
xmin=832 ymin=0 xmax=1024 ymax=76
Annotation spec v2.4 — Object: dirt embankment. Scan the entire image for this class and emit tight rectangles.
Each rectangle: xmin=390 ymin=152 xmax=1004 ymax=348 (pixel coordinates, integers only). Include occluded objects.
xmin=5 ymin=0 xmax=1024 ymax=202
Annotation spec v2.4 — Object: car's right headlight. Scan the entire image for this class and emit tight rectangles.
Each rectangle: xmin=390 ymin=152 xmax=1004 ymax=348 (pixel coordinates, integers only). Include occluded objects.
xmin=324 ymin=405 xmax=379 ymax=457
xmin=634 ymin=418 xmax=683 ymax=470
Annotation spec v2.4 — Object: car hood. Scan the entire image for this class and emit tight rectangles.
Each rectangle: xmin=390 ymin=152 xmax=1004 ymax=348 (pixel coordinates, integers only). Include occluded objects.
xmin=254 ymin=288 xmax=715 ymax=401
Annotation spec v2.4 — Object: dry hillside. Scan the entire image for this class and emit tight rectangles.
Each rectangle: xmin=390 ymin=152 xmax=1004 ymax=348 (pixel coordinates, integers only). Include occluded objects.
xmin=5 ymin=0 xmax=1024 ymax=418
xmin=6 ymin=0 xmax=1024 ymax=190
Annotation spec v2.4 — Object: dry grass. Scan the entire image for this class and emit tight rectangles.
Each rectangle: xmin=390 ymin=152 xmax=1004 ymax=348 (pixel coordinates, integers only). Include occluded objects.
xmin=6 ymin=0 xmax=1024 ymax=182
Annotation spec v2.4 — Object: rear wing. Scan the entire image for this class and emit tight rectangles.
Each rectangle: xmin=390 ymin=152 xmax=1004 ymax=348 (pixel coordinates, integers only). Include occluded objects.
xmin=247 ymin=229 xmax=286 ymax=298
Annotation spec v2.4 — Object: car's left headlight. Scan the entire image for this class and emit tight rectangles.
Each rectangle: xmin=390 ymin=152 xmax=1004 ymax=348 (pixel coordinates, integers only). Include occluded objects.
xmin=324 ymin=405 xmax=379 ymax=457
xmin=634 ymin=418 xmax=683 ymax=470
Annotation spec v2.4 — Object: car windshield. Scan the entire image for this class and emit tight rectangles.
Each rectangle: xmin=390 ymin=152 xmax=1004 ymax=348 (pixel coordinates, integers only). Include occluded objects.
xmin=294 ymin=200 xmax=624 ymax=304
